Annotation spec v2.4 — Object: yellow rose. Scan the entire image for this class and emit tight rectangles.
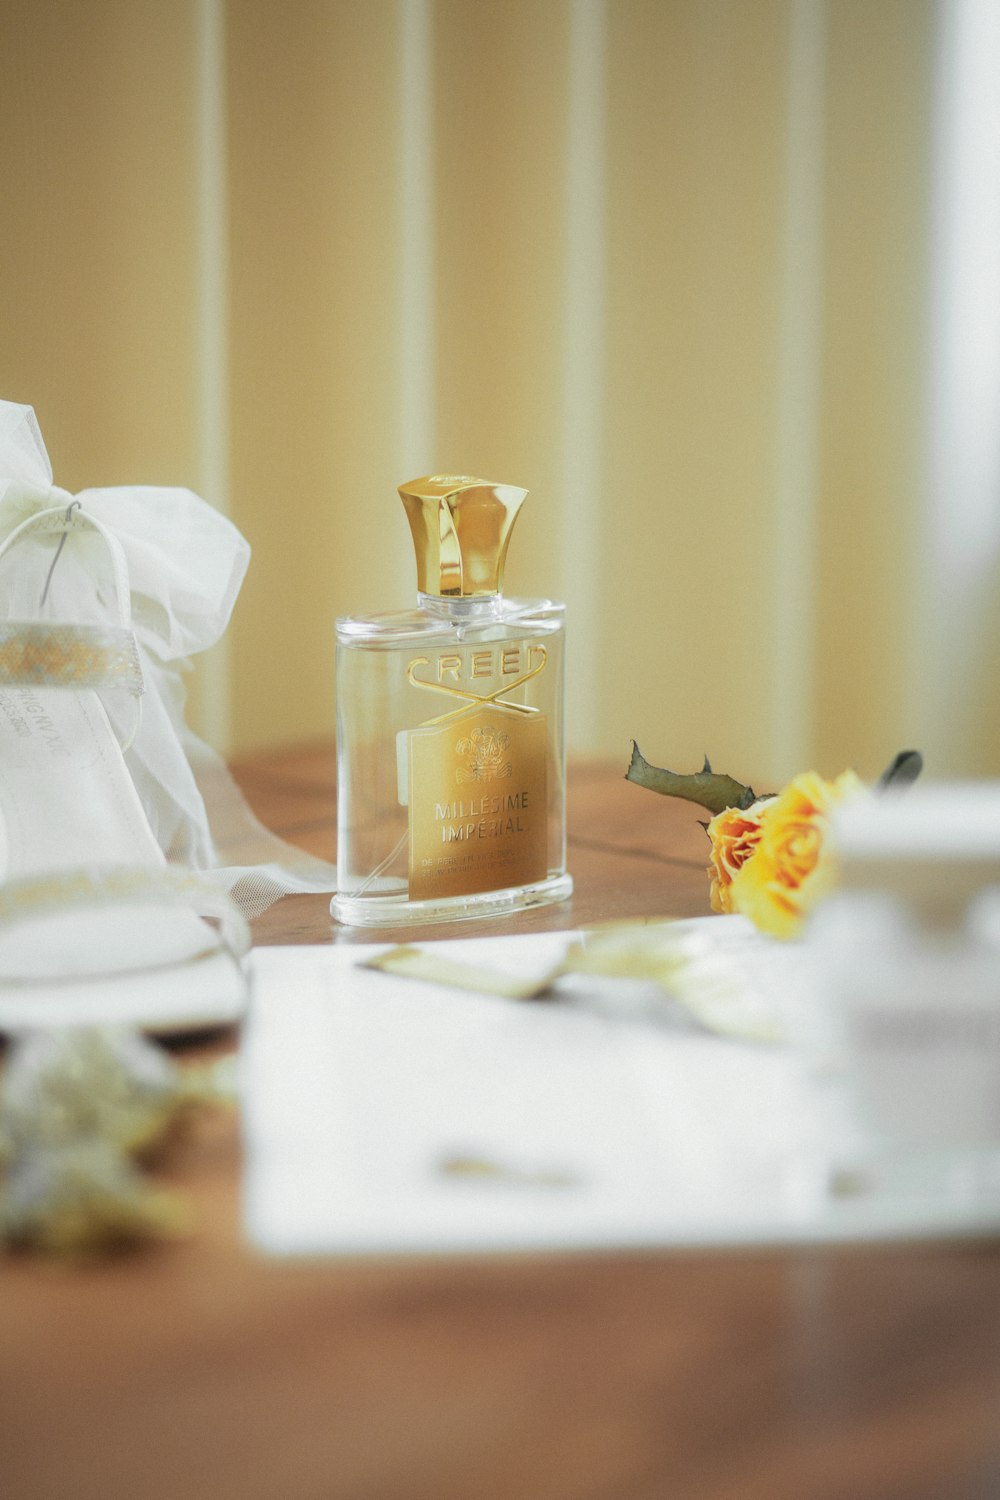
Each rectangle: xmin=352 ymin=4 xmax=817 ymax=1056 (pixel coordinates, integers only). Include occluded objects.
xmin=726 ymin=769 xmax=864 ymax=939
xmin=705 ymin=801 xmax=768 ymax=914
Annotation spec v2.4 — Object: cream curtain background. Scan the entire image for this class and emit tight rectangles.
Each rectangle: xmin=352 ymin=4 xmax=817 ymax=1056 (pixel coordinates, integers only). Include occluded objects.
xmin=3 ymin=0 xmax=998 ymax=790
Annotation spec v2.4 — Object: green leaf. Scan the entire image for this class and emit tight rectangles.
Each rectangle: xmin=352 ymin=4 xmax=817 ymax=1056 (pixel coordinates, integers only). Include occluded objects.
xmin=625 ymin=742 xmax=757 ymax=816
xmin=876 ymin=749 xmax=923 ymax=791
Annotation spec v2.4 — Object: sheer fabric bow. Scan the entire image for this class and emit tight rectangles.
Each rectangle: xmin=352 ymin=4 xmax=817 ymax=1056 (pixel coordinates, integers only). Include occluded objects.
xmin=0 ymin=400 xmax=334 ymax=916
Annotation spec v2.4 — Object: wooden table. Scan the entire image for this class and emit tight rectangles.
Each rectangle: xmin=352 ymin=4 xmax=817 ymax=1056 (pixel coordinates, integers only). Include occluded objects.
xmin=3 ymin=750 xmax=1000 ymax=1500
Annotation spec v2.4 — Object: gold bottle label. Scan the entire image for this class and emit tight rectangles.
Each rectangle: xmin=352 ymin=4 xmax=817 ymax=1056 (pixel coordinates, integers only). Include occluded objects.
xmin=408 ymin=708 xmax=548 ymax=901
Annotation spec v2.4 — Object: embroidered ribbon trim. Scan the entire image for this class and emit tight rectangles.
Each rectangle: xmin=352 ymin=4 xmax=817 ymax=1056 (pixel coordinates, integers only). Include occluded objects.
xmin=0 ymin=623 xmax=144 ymax=696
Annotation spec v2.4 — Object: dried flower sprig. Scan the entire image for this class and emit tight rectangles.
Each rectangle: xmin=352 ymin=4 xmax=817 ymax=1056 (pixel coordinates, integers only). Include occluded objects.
xmin=0 ymin=1028 xmax=233 ymax=1258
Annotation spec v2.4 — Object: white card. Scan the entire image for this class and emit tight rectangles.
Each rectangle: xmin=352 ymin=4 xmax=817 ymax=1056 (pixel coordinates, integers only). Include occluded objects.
xmin=240 ymin=925 xmax=1000 ymax=1255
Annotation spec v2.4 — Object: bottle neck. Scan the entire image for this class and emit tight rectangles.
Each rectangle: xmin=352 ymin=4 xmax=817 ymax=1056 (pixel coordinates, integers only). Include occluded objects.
xmin=417 ymin=592 xmax=503 ymax=622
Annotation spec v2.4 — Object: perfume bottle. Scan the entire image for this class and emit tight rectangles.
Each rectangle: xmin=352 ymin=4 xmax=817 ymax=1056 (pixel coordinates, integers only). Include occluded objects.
xmin=332 ymin=475 xmax=572 ymax=927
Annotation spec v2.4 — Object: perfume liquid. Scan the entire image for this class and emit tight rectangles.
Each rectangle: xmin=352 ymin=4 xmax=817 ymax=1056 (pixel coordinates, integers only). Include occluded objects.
xmin=332 ymin=475 xmax=572 ymax=927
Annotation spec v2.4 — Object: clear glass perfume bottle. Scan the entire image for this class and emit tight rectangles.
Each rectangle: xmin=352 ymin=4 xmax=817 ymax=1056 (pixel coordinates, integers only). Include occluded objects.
xmin=332 ymin=475 xmax=572 ymax=927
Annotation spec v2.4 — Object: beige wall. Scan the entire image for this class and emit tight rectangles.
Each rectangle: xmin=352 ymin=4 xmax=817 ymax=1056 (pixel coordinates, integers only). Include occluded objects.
xmin=3 ymin=2 xmax=201 ymax=490
xmin=3 ymin=1 xmax=995 ymax=788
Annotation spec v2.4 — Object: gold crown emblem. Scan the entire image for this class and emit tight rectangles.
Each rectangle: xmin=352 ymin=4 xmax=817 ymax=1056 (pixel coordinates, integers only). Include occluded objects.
xmin=455 ymin=724 xmax=512 ymax=784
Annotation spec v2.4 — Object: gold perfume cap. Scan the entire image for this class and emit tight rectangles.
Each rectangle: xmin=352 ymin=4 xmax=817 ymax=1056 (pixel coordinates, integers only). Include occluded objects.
xmin=398 ymin=474 xmax=528 ymax=598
